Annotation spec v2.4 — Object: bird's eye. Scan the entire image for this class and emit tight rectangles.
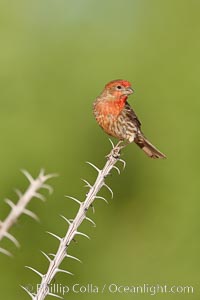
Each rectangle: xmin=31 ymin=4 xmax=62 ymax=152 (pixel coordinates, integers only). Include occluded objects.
xmin=116 ymin=85 xmax=122 ymax=89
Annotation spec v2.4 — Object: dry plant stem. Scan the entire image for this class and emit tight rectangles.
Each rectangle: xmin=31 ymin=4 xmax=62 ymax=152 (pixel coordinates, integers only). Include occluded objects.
xmin=27 ymin=142 xmax=125 ymax=300
xmin=0 ymin=169 xmax=56 ymax=256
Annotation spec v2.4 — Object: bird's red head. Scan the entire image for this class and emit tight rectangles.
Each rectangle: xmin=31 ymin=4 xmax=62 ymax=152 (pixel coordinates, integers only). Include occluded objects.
xmin=104 ymin=79 xmax=134 ymax=98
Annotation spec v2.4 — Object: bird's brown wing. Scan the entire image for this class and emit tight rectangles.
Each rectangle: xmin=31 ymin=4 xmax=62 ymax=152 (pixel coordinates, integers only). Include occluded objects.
xmin=124 ymin=102 xmax=166 ymax=158
xmin=124 ymin=101 xmax=141 ymax=130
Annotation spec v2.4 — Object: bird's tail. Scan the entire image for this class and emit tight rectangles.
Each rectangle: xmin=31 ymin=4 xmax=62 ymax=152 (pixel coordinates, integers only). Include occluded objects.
xmin=135 ymin=134 xmax=166 ymax=159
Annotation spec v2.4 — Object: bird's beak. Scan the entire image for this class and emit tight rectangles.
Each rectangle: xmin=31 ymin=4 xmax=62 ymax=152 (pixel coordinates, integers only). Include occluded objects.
xmin=125 ymin=87 xmax=134 ymax=95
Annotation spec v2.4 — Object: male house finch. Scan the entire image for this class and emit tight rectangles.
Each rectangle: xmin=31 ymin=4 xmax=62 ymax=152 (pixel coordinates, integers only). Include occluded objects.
xmin=93 ymin=79 xmax=166 ymax=159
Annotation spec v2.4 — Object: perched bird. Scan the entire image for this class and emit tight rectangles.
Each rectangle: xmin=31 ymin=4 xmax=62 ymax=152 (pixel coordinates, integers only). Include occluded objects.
xmin=93 ymin=79 xmax=166 ymax=159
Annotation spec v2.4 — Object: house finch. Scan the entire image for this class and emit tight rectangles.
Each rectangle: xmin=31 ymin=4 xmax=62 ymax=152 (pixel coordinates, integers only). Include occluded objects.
xmin=93 ymin=79 xmax=166 ymax=159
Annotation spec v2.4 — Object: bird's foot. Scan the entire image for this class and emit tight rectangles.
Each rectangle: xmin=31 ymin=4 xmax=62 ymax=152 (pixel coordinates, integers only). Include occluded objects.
xmin=106 ymin=140 xmax=124 ymax=159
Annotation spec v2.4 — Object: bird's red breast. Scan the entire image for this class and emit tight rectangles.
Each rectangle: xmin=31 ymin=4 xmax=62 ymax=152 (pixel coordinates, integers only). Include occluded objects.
xmin=95 ymin=95 xmax=128 ymax=117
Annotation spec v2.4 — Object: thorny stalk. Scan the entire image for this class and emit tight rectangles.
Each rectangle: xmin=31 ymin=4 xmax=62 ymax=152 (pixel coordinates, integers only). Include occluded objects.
xmin=22 ymin=141 xmax=126 ymax=300
xmin=0 ymin=169 xmax=57 ymax=257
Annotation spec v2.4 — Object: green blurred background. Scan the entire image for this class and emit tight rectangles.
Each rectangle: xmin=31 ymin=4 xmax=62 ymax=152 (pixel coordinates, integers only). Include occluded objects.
xmin=0 ymin=0 xmax=199 ymax=299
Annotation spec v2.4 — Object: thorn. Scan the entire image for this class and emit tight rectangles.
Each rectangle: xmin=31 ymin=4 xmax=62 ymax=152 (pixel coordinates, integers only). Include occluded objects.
xmin=65 ymin=195 xmax=82 ymax=205
xmin=67 ymin=254 xmax=82 ymax=263
xmin=90 ymin=204 xmax=95 ymax=214
xmin=33 ymin=192 xmax=46 ymax=202
xmin=118 ymin=158 xmax=126 ymax=170
xmin=48 ymin=292 xmax=63 ymax=299
xmin=81 ymin=178 xmax=92 ymax=188
xmin=25 ymin=266 xmax=43 ymax=278
xmin=20 ymin=285 xmax=34 ymax=299
xmin=49 ymin=253 xmax=56 ymax=258
xmin=43 ymin=172 xmax=59 ymax=181
xmin=41 ymin=183 xmax=53 ymax=194
xmin=85 ymin=216 xmax=96 ymax=227
xmin=41 ymin=250 xmax=51 ymax=262
xmin=4 ymin=232 xmax=20 ymax=248
xmin=23 ymin=209 xmax=39 ymax=222
xmin=57 ymin=268 xmax=73 ymax=276
xmin=39 ymin=168 xmax=45 ymax=177
xmin=60 ymin=215 xmax=72 ymax=225
xmin=86 ymin=161 xmax=100 ymax=173
xmin=0 ymin=247 xmax=12 ymax=257
xmin=95 ymin=195 xmax=108 ymax=204
xmin=103 ymin=183 xmax=114 ymax=198
xmin=115 ymin=140 xmax=123 ymax=148
xmin=76 ymin=231 xmax=90 ymax=240
xmin=108 ymin=138 xmax=115 ymax=149
xmin=112 ymin=165 xmax=121 ymax=175
xmin=38 ymin=169 xmax=59 ymax=181
xmin=21 ymin=169 xmax=34 ymax=183
xmin=46 ymin=231 xmax=62 ymax=241
xmin=14 ymin=188 xmax=22 ymax=198
xmin=4 ymin=199 xmax=15 ymax=209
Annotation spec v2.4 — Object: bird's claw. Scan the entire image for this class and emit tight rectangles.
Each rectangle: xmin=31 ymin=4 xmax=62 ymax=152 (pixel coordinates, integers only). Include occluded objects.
xmin=106 ymin=143 xmax=122 ymax=160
